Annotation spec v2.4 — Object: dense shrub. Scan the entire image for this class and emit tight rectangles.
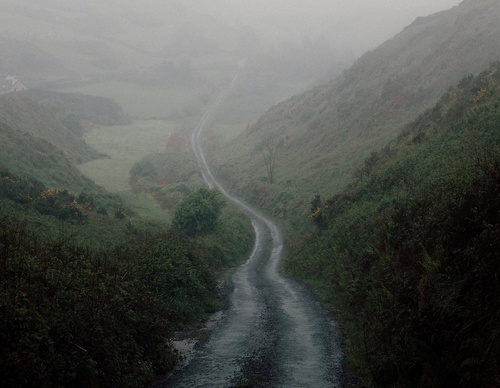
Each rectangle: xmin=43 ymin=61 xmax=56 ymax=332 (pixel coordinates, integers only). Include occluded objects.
xmin=0 ymin=169 xmax=252 ymax=387
xmin=0 ymin=214 xmax=226 ymax=387
xmin=172 ymin=188 xmax=225 ymax=236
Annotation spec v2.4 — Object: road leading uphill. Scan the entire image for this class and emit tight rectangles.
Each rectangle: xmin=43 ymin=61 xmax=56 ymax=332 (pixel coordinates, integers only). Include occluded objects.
xmin=162 ymin=69 xmax=345 ymax=387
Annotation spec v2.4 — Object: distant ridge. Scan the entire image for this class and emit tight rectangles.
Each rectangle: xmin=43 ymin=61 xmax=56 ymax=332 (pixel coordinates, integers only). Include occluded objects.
xmin=21 ymin=89 xmax=131 ymax=127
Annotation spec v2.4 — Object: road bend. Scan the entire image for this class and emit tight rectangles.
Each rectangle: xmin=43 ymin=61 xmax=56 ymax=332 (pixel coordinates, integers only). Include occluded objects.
xmin=162 ymin=68 xmax=344 ymax=387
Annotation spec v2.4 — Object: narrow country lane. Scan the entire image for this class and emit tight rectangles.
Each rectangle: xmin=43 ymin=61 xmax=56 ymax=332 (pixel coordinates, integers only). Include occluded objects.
xmin=162 ymin=68 xmax=345 ymax=387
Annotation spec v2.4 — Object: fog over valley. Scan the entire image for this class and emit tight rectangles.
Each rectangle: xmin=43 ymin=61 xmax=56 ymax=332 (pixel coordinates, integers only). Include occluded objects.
xmin=1 ymin=1 xmax=499 ymax=387
xmin=1 ymin=0 xmax=462 ymax=84
xmin=191 ymin=0 xmax=462 ymax=53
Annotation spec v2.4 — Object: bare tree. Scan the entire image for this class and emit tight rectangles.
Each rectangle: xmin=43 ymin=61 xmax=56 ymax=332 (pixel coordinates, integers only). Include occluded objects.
xmin=260 ymin=137 xmax=282 ymax=184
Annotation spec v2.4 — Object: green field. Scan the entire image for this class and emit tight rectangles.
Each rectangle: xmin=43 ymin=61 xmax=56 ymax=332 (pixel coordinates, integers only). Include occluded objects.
xmin=79 ymin=120 xmax=174 ymax=222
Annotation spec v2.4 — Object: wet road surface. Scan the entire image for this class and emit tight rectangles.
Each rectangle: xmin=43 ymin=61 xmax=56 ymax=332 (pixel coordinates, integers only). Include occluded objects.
xmin=161 ymin=69 xmax=344 ymax=387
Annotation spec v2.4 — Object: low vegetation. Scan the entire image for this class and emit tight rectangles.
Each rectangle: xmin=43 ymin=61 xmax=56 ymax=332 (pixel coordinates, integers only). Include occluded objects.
xmin=285 ymin=64 xmax=500 ymax=387
xmin=0 ymin=164 xmax=253 ymax=387
xmin=0 ymin=213 xmax=216 ymax=387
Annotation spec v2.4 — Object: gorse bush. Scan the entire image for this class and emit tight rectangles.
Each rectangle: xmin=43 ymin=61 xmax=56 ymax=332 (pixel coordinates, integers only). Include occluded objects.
xmin=172 ymin=188 xmax=226 ymax=237
xmin=0 ymin=169 xmax=95 ymax=222
xmin=286 ymin=63 xmax=500 ymax=387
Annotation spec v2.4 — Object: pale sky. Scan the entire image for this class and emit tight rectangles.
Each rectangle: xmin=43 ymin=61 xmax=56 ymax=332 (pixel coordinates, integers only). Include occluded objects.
xmin=189 ymin=0 xmax=462 ymax=53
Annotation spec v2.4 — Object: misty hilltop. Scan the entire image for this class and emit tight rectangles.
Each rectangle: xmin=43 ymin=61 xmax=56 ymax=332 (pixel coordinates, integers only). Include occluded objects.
xmin=206 ymin=0 xmax=500 ymax=216
xmin=0 ymin=0 xmax=461 ymax=89
xmin=0 ymin=0 xmax=253 ymax=80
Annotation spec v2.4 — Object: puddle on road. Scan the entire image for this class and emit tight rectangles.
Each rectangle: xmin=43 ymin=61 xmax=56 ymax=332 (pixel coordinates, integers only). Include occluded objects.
xmin=172 ymin=310 xmax=225 ymax=369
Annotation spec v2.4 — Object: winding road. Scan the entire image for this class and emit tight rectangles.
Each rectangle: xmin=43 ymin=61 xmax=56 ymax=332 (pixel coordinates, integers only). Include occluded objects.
xmin=162 ymin=68 xmax=345 ymax=387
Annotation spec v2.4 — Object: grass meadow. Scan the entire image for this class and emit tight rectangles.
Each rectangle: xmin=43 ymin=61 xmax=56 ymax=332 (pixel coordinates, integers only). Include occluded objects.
xmin=79 ymin=120 xmax=175 ymax=222
xmin=71 ymin=74 xmax=218 ymax=222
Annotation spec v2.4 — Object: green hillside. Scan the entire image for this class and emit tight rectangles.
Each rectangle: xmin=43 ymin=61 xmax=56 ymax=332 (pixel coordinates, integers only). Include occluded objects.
xmin=286 ymin=63 xmax=500 ymax=387
xmin=0 ymin=91 xmax=143 ymax=247
xmin=205 ymin=0 xmax=500 ymax=220
xmin=0 ymin=95 xmax=104 ymax=164
xmin=0 ymin=92 xmax=118 ymax=193
xmin=0 ymin=91 xmax=254 ymax=387
xmin=0 ymin=123 xmax=96 ymax=192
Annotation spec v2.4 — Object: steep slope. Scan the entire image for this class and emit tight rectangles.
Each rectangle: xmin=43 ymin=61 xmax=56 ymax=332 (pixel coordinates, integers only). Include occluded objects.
xmin=206 ymin=0 xmax=500 ymax=218
xmin=286 ymin=62 xmax=500 ymax=387
xmin=0 ymin=95 xmax=103 ymax=163
xmin=0 ymin=93 xmax=110 ymax=191
xmin=0 ymin=122 xmax=98 ymax=192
